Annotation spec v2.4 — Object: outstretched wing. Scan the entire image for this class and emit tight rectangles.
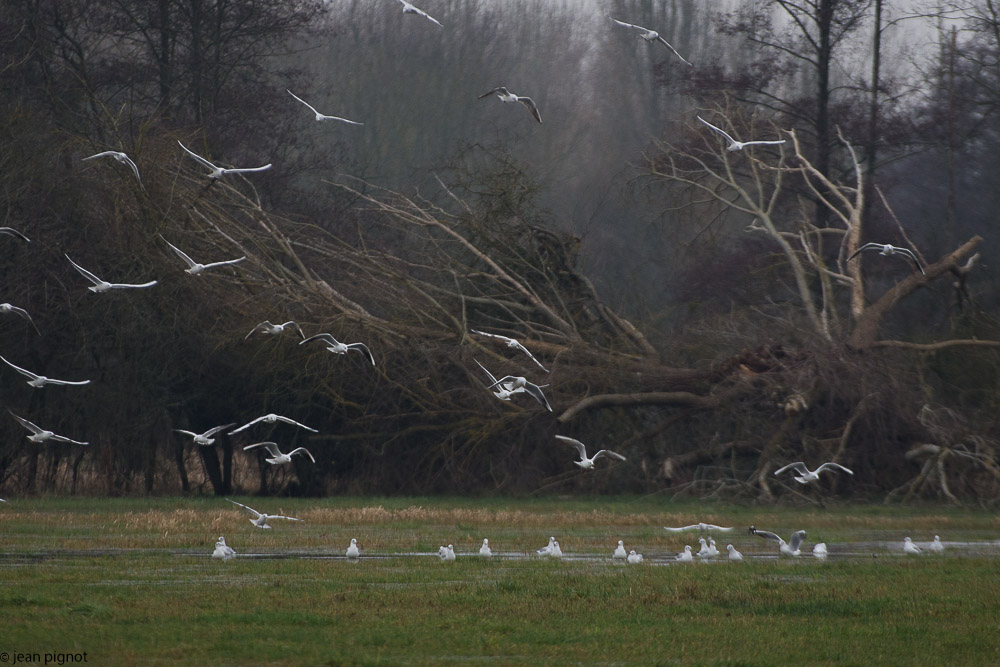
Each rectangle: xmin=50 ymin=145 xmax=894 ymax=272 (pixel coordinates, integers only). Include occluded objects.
xmin=275 ymin=416 xmax=318 ymax=432
xmin=177 ymin=140 xmax=218 ymax=171
xmin=161 ymin=236 xmax=198 ymax=269
xmin=522 ymin=382 xmax=552 ymax=411
xmin=288 ymin=447 xmax=316 ymax=462
xmin=477 ymin=88 xmax=507 ymax=100
xmin=226 ymin=498 xmax=262 ymax=519
xmin=0 ymin=227 xmax=30 ymax=242
xmin=201 ymin=257 xmax=247 ymax=270
xmin=846 ymin=243 xmax=883 ymax=262
xmin=223 ymin=164 xmax=272 ymax=175
xmin=594 ymin=449 xmax=627 ymax=462
xmin=301 ymin=332 xmax=338 ymax=347
xmin=243 ymin=441 xmax=283 ymax=458
xmin=347 ymin=342 xmax=376 ymax=366
xmin=287 ymin=89 xmax=321 ymax=116
xmin=816 ymin=462 xmax=854 ymax=475
xmin=517 ymin=97 xmax=542 ymax=124
xmin=9 ymin=411 xmax=41 ymax=434
xmin=64 ymin=254 xmax=103 ymax=285
xmin=473 ymin=359 xmax=499 ymax=385
xmin=0 ymin=354 xmax=37 ymax=380
xmin=655 ymin=36 xmax=693 ymax=66
xmin=893 ymin=247 xmax=926 ymax=275
xmin=773 ymin=461 xmax=809 ymax=477
xmin=204 ymin=423 xmax=236 ymax=438
xmin=664 ymin=525 xmax=699 ymax=532
xmin=696 ymin=116 xmax=738 ymax=146
xmin=555 ymin=435 xmax=587 ymax=460
xmin=751 ymin=528 xmax=783 ymax=543
xmin=610 ymin=17 xmax=643 ymax=31
xmin=48 ymin=433 xmax=90 ymax=445
xmin=512 ymin=341 xmax=549 ymax=372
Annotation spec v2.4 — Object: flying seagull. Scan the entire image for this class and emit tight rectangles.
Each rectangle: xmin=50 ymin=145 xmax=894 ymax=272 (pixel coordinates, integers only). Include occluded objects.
xmin=478 ymin=88 xmax=542 ymax=124
xmin=178 ymin=140 xmax=272 ymax=180
xmin=396 ymin=0 xmax=443 ymax=27
xmin=0 ymin=303 xmax=40 ymax=335
xmin=479 ymin=538 xmax=492 ymax=557
xmin=173 ymin=423 xmax=236 ymax=446
xmin=82 ymin=151 xmax=143 ymax=186
xmin=242 ymin=441 xmax=316 ymax=465
xmin=473 ymin=359 xmax=544 ymax=402
xmin=749 ymin=525 xmax=807 ymax=556
xmin=213 ymin=536 xmax=236 ymax=560
xmin=609 ymin=17 xmax=693 ymax=66
xmin=245 ymin=320 xmax=305 ymax=340
xmin=0 ymin=227 xmax=30 ymax=243
xmin=160 ymin=236 xmax=246 ymax=275
xmin=347 ymin=538 xmax=361 ymax=558
xmin=287 ymin=90 xmax=363 ymax=125
xmin=470 ymin=329 xmax=548 ymax=372
xmin=773 ymin=461 xmax=854 ymax=484
xmin=555 ymin=435 xmax=626 ymax=470
xmin=65 ymin=254 xmax=157 ymax=292
xmin=697 ymin=116 xmax=786 ymax=152
xmin=847 ymin=243 xmax=926 ymax=276
xmin=226 ymin=498 xmax=304 ymax=529
xmin=230 ymin=414 xmax=318 ymax=434
xmin=0 ymin=355 xmax=91 ymax=388
xmin=299 ymin=332 xmax=375 ymax=366
xmin=9 ymin=411 xmax=88 ymax=445
xmin=486 ymin=375 xmax=552 ymax=411
xmin=613 ymin=540 xmax=627 ymax=559
xmin=663 ymin=523 xmax=733 ymax=533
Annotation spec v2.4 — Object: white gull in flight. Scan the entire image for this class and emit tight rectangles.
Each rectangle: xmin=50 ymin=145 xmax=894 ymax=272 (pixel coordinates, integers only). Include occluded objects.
xmin=230 ymin=414 xmax=318 ymax=434
xmin=9 ymin=411 xmax=88 ymax=445
xmin=697 ymin=116 xmax=786 ymax=152
xmin=178 ymin=140 xmax=271 ymax=180
xmin=478 ymin=88 xmax=542 ymax=124
xmin=610 ymin=17 xmax=693 ymax=66
xmin=287 ymin=90 xmax=363 ymax=125
xmin=470 ymin=329 xmax=548 ymax=372
xmin=226 ymin=498 xmax=304 ymax=529
xmin=160 ymin=236 xmax=246 ymax=275
xmin=773 ymin=461 xmax=854 ymax=484
xmin=174 ymin=423 xmax=236 ymax=446
xmin=300 ymin=332 xmax=375 ymax=366
xmin=82 ymin=151 xmax=142 ymax=186
xmin=555 ymin=435 xmax=626 ymax=470
xmin=242 ymin=441 xmax=316 ymax=465
xmin=1 ymin=355 xmax=90 ymax=388
xmin=65 ymin=254 xmax=157 ymax=292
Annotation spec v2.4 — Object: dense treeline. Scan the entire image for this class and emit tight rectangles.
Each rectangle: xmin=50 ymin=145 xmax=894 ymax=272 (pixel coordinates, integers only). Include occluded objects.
xmin=1 ymin=0 xmax=999 ymax=503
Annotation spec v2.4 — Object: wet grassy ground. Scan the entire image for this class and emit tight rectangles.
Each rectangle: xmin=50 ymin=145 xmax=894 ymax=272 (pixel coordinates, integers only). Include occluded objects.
xmin=1 ymin=497 xmax=998 ymax=664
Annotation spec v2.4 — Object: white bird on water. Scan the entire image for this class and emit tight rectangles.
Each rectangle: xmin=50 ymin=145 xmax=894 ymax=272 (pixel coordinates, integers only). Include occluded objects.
xmin=396 ymin=0 xmax=443 ymax=27
xmin=749 ymin=526 xmax=807 ymax=557
xmin=212 ymin=536 xmax=236 ymax=560
xmin=727 ymin=544 xmax=744 ymax=562
xmin=0 ymin=303 xmax=40 ymax=334
xmin=82 ymin=151 xmax=143 ymax=186
xmin=245 ymin=320 xmax=305 ymax=340
xmin=242 ymin=441 xmax=316 ymax=465
xmin=287 ymin=90 xmax=363 ymax=125
xmin=609 ymin=17 xmax=693 ymax=66
xmin=65 ymin=255 xmax=157 ymax=292
xmin=675 ymin=546 xmax=694 ymax=562
xmin=613 ymin=540 xmax=628 ymax=559
xmin=813 ymin=543 xmax=828 ymax=559
xmin=0 ymin=355 xmax=91 ymax=388
xmin=178 ymin=140 xmax=271 ymax=181
xmin=478 ymin=88 xmax=542 ymax=124
xmin=0 ymin=226 xmax=30 ymax=242
xmin=773 ymin=461 xmax=854 ymax=484
xmin=226 ymin=498 xmax=304 ymax=529
xmin=470 ymin=329 xmax=549 ymax=373
xmin=697 ymin=116 xmax=787 ymax=152
xmin=928 ymin=536 xmax=945 ymax=553
xmin=230 ymin=414 xmax=318 ymax=434
xmin=664 ymin=523 xmax=733 ymax=533
xmin=537 ymin=536 xmax=556 ymax=556
xmin=347 ymin=538 xmax=360 ymax=558
xmin=300 ymin=332 xmax=375 ymax=366
xmin=480 ymin=539 xmax=492 ymax=557
xmin=174 ymin=423 xmax=235 ymax=446
xmin=627 ymin=550 xmax=644 ymax=564
xmin=486 ymin=375 xmax=552 ymax=411
xmin=160 ymin=236 xmax=246 ymax=275
xmin=847 ymin=243 xmax=926 ymax=276
xmin=903 ymin=537 xmax=922 ymax=555
xmin=555 ymin=435 xmax=626 ymax=470
xmin=9 ymin=411 xmax=88 ymax=445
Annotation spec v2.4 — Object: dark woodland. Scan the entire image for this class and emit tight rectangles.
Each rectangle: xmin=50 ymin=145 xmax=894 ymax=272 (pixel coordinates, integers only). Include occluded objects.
xmin=2 ymin=0 xmax=1000 ymax=504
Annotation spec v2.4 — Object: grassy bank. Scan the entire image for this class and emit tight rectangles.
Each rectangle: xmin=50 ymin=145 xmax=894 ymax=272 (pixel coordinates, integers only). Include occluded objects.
xmin=1 ymin=497 xmax=998 ymax=665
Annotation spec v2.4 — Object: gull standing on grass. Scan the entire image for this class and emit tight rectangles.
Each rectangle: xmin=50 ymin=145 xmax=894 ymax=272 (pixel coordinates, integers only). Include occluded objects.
xmin=749 ymin=525 xmax=807 ymax=557
xmin=470 ymin=329 xmax=549 ymax=372
xmin=609 ymin=17 xmax=693 ymax=66
xmin=174 ymin=423 xmax=235 ymax=446
xmin=697 ymin=116 xmax=787 ymax=152
xmin=773 ymin=461 xmax=854 ymax=484
xmin=226 ymin=498 xmax=304 ymax=529
xmin=65 ymin=255 xmax=157 ymax=292
xmin=537 ymin=536 xmax=556 ymax=556
xmin=486 ymin=375 xmax=552 ymax=411
xmin=300 ymin=332 xmax=376 ymax=366
xmin=230 ymin=413 xmax=318 ymax=434
xmin=213 ymin=536 xmax=236 ymax=560
xmin=178 ymin=141 xmax=272 ymax=181
xmin=613 ymin=540 xmax=628 ymax=559
xmin=9 ymin=411 xmax=88 ymax=445
xmin=0 ymin=303 xmax=40 ymax=334
xmin=847 ymin=243 xmax=926 ymax=276
xmin=929 ymin=536 xmax=945 ymax=553
xmin=676 ymin=545 xmax=694 ymax=562
xmin=627 ymin=550 xmax=644 ymax=564
xmin=478 ymin=88 xmax=542 ymax=124
xmin=555 ymin=435 xmax=626 ymax=470
xmin=81 ymin=151 xmax=142 ymax=186
xmin=903 ymin=537 xmax=922 ymax=555
xmin=480 ymin=539 xmax=492 ymax=557
xmin=438 ymin=545 xmax=456 ymax=561
xmin=0 ymin=355 xmax=90 ymax=388
xmin=160 ymin=236 xmax=246 ymax=275
xmin=0 ymin=226 xmax=30 ymax=242
xmin=396 ymin=0 xmax=443 ymax=27
xmin=727 ymin=544 xmax=744 ymax=562
xmin=245 ymin=320 xmax=305 ymax=340
xmin=664 ymin=523 xmax=733 ymax=533
xmin=243 ymin=441 xmax=316 ymax=465
xmin=347 ymin=538 xmax=360 ymax=558
xmin=813 ymin=543 xmax=828 ymax=559
xmin=287 ymin=90 xmax=363 ymax=125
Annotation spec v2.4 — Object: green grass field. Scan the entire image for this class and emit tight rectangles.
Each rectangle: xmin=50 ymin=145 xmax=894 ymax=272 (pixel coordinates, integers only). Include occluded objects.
xmin=1 ymin=497 xmax=998 ymax=665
